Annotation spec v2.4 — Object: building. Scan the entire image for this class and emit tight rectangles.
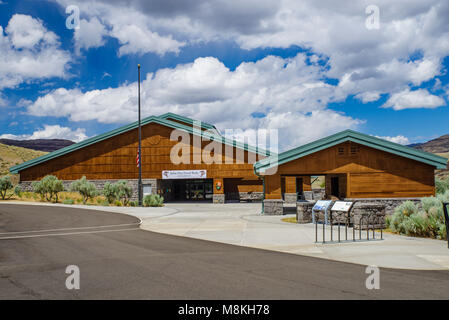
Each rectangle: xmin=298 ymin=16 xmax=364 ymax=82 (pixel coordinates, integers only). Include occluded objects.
xmin=10 ymin=113 xmax=269 ymax=203
xmin=10 ymin=114 xmax=447 ymax=209
xmin=254 ymin=130 xmax=448 ymax=214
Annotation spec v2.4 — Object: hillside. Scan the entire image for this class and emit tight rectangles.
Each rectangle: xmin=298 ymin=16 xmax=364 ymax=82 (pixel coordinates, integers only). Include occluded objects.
xmin=435 ymin=152 xmax=449 ymax=180
xmin=409 ymin=134 xmax=449 ymax=180
xmin=411 ymin=134 xmax=449 ymax=153
xmin=0 ymin=143 xmax=47 ymax=176
xmin=0 ymin=138 xmax=74 ymax=152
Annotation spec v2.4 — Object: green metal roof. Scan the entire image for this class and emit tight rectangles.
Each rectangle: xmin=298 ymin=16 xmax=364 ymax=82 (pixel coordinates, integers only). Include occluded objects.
xmin=254 ymin=129 xmax=448 ymax=173
xmin=158 ymin=112 xmax=218 ymax=132
xmin=10 ymin=114 xmax=271 ymax=174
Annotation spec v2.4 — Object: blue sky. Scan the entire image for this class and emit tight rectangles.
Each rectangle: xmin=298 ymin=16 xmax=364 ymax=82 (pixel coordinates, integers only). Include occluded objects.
xmin=0 ymin=0 xmax=448 ymax=150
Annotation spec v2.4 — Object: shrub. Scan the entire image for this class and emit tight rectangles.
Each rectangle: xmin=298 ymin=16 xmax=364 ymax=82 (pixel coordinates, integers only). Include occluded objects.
xmin=102 ymin=180 xmax=132 ymax=206
xmin=70 ymin=176 xmax=98 ymax=204
xmin=14 ymin=185 xmax=22 ymax=198
xmin=116 ymin=180 xmax=132 ymax=206
xmin=103 ymin=182 xmax=118 ymax=204
xmin=143 ymin=194 xmax=164 ymax=207
xmin=0 ymin=175 xmax=14 ymax=200
xmin=437 ymin=190 xmax=449 ymax=204
xmin=387 ymin=197 xmax=447 ymax=240
xmin=63 ymin=199 xmax=75 ymax=205
xmin=421 ymin=196 xmax=441 ymax=213
xmin=114 ymin=200 xmax=122 ymax=206
xmin=399 ymin=200 xmax=418 ymax=217
xmin=436 ymin=178 xmax=449 ymax=195
xmin=129 ymin=200 xmax=138 ymax=207
xmin=32 ymin=175 xmax=64 ymax=202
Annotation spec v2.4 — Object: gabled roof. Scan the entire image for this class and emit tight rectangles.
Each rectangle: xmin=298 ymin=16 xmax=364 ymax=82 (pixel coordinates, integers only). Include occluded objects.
xmin=10 ymin=114 xmax=271 ymax=174
xmin=158 ymin=112 xmax=219 ymax=132
xmin=254 ymin=129 xmax=448 ymax=174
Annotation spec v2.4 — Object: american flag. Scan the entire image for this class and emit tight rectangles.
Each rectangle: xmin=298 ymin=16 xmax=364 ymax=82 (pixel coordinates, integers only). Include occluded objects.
xmin=136 ymin=149 xmax=140 ymax=167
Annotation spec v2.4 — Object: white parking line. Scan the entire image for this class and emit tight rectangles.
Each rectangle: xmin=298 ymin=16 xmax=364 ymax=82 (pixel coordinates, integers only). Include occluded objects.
xmin=0 ymin=222 xmax=141 ymax=235
xmin=0 ymin=227 xmax=140 ymax=240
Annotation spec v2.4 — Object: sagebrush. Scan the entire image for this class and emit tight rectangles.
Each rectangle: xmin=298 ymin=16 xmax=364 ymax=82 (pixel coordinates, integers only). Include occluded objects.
xmin=386 ymin=192 xmax=449 ymax=240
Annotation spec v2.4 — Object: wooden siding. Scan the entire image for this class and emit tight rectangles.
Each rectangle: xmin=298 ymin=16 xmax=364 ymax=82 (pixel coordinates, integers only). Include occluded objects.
xmin=282 ymin=175 xmax=311 ymax=193
xmin=19 ymin=122 xmax=263 ymax=182
xmin=223 ymin=178 xmax=263 ymax=193
xmin=264 ymin=141 xmax=435 ymax=199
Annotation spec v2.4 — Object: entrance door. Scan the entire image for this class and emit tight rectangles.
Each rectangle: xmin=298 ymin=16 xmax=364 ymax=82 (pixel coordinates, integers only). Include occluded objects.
xmin=165 ymin=179 xmax=213 ymax=202
xmin=184 ymin=179 xmax=213 ymax=201
xmin=330 ymin=177 xmax=339 ymax=198
xmin=296 ymin=177 xmax=303 ymax=200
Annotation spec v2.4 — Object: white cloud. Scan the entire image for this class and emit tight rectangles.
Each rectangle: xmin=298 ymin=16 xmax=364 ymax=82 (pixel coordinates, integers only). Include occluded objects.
xmin=0 ymin=14 xmax=70 ymax=89
xmin=27 ymin=54 xmax=361 ymax=150
xmin=383 ymin=88 xmax=446 ymax=110
xmin=376 ymin=135 xmax=410 ymax=145
xmin=112 ymin=23 xmax=185 ymax=56
xmin=57 ymin=0 xmax=185 ymax=56
xmin=0 ymin=125 xmax=87 ymax=142
xmin=50 ymin=0 xmax=449 ymax=104
xmin=6 ymin=14 xmax=58 ymax=48
xmin=355 ymin=91 xmax=381 ymax=103
xmin=74 ymin=17 xmax=108 ymax=52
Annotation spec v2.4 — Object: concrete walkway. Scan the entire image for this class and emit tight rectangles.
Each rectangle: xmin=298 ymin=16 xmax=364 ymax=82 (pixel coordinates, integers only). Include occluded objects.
xmin=2 ymin=201 xmax=449 ymax=270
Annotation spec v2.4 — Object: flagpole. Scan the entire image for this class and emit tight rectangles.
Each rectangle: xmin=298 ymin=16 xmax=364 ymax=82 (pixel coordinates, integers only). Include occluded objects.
xmin=138 ymin=64 xmax=143 ymax=207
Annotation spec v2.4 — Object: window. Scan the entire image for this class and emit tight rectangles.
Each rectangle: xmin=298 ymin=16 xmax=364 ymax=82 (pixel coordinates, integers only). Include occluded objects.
xmin=143 ymin=184 xmax=152 ymax=195
xmin=350 ymin=145 xmax=360 ymax=155
xmin=337 ymin=147 xmax=345 ymax=156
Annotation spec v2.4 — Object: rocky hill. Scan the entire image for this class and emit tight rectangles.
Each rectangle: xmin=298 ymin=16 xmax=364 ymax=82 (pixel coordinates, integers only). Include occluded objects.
xmin=0 ymin=143 xmax=47 ymax=177
xmin=411 ymin=134 xmax=449 ymax=154
xmin=0 ymin=138 xmax=74 ymax=152
xmin=410 ymin=135 xmax=449 ymax=180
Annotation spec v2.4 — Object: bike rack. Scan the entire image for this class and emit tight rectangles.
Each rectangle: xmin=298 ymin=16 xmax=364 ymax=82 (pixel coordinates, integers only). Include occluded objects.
xmin=315 ymin=209 xmax=384 ymax=244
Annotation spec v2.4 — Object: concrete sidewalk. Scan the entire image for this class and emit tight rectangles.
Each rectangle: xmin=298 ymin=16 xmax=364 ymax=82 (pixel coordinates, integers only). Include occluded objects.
xmin=140 ymin=203 xmax=449 ymax=270
xmin=2 ymin=201 xmax=449 ymax=270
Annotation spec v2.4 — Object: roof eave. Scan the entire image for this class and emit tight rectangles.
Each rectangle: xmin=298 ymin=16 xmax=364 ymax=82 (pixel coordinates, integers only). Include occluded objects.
xmin=254 ymin=131 xmax=448 ymax=173
xmin=10 ymin=114 xmax=271 ymax=174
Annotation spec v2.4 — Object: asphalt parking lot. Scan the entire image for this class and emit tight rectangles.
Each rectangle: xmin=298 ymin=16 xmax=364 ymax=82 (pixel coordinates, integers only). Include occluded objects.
xmin=1 ymin=203 xmax=449 ymax=299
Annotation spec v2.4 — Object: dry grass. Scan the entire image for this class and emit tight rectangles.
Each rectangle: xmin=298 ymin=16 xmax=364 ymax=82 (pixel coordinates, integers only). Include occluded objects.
xmin=0 ymin=143 xmax=47 ymax=177
xmin=281 ymin=216 xmax=297 ymax=224
xmin=2 ymin=191 xmax=109 ymax=206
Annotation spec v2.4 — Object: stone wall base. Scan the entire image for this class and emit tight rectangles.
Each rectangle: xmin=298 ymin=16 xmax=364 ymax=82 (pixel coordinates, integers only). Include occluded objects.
xmin=352 ymin=202 xmax=386 ymax=229
xmin=225 ymin=192 xmax=263 ymax=202
xmin=19 ymin=178 xmax=158 ymax=201
xmin=344 ymin=198 xmax=421 ymax=215
xmin=263 ymin=199 xmax=284 ymax=215
xmin=213 ymin=194 xmax=225 ymax=204
xmin=303 ymin=189 xmax=325 ymax=201
xmin=296 ymin=201 xmax=316 ymax=223
xmin=284 ymin=193 xmax=297 ymax=204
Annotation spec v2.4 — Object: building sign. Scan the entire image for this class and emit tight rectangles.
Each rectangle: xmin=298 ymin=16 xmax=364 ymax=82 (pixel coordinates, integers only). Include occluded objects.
xmin=331 ymin=201 xmax=353 ymax=212
xmin=312 ymin=200 xmax=332 ymax=224
xmin=162 ymin=170 xmax=207 ymax=179
xmin=312 ymin=200 xmax=332 ymax=212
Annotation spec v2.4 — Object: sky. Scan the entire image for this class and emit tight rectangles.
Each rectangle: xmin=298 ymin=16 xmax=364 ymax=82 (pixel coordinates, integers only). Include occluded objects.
xmin=0 ymin=0 xmax=448 ymax=151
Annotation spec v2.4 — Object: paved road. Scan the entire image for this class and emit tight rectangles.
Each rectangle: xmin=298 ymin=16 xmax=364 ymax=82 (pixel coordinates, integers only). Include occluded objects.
xmin=0 ymin=204 xmax=448 ymax=299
